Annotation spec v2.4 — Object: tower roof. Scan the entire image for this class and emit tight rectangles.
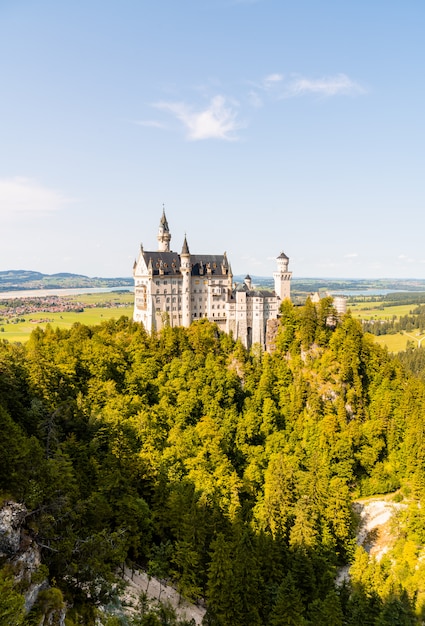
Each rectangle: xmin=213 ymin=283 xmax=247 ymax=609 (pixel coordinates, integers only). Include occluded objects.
xmin=277 ymin=251 xmax=289 ymax=260
xmin=159 ymin=206 xmax=169 ymax=232
xmin=181 ymin=234 xmax=190 ymax=255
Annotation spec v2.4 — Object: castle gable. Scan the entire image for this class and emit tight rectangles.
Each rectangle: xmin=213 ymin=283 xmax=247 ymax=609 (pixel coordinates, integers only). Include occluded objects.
xmin=190 ymin=254 xmax=228 ymax=277
xmin=142 ymin=251 xmax=181 ymax=275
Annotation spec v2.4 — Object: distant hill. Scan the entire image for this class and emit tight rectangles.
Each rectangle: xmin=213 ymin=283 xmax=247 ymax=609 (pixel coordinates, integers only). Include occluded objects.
xmin=235 ymin=275 xmax=425 ymax=293
xmin=3 ymin=270 xmax=425 ymax=295
xmin=290 ymin=277 xmax=425 ymax=293
xmin=0 ymin=270 xmax=133 ymax=292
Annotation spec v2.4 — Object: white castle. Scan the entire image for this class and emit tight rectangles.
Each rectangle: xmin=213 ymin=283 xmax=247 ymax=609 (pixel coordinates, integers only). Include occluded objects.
xmin=133 ymin=210 xmax=292 ymax=350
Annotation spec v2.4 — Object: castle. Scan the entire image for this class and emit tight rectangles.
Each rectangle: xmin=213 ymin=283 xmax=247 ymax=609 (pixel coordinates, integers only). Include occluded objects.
xmin=133 ymin=210 xmax=292 ymax=350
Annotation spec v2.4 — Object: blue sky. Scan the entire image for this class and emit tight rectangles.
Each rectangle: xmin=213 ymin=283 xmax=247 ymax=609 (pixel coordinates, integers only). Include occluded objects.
xmin=1 ymin=0 xmax=424 ymax=279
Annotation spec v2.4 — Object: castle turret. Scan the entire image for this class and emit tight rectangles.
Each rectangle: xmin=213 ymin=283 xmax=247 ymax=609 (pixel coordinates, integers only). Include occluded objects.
xmin=273 ymin=251 xmax=292 ymax=301
xmin=181 ymin=235 xmax=191 ymax=326
xmin=157 ymin=207 xmax=171 ymax=252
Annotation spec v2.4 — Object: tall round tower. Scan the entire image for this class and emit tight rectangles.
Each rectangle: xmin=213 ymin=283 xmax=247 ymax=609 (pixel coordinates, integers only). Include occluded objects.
xmin=181 ymin=235 xmax=192 ymax=326
xmin=273 ymin=251 xmax=292 ymax=301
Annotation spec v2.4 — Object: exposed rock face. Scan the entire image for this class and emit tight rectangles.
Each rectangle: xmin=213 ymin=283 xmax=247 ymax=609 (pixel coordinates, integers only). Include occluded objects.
xmin=336 ymin=495 xmax=408 ymax=586
xmin=0 ymin=501 xmax=48 ymax=612
xmin=0 ymin=501 xmax=26 ymax=555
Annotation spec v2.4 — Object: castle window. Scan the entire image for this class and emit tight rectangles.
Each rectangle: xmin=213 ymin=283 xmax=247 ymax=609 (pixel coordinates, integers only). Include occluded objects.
xmin=136 ymin=285 xmax=148 ymax=310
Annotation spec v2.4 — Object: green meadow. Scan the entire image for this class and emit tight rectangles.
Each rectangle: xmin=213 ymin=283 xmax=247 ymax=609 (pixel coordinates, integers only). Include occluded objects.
xmin=0 ymin=292 xmax=134 ymax=343
xmin=348 ymin=300 xmax=425 ymax=352
xmin=348 ymin=302 xmax=416 ymax=320
xmin=372 ymin=332 xmax=412 ymax=352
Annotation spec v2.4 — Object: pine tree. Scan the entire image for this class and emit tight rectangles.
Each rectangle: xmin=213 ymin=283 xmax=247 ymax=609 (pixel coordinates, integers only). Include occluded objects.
xmin=206 ymin=532 xmax=235 ymax=626
xmin=269 ymin=572 xmax=306 ymax=626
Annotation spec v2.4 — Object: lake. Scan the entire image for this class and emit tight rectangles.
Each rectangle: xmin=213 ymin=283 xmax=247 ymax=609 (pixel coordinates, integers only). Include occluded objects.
xmin=0 ymin=286 xmax=134 ymax=300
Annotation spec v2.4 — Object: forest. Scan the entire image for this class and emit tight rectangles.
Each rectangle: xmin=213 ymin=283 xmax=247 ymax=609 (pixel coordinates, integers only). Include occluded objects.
xmin=2 ymin=296 xmax=425 ymax=624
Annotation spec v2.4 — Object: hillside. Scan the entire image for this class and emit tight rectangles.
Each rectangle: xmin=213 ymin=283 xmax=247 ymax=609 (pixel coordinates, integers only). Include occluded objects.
xmin=0 ymin=270 xmax=133 ymax=292
xmin=4 ymin=270 xmax=425 ymax=296
xmin=1 ymin=300 xmax=425 ymax=624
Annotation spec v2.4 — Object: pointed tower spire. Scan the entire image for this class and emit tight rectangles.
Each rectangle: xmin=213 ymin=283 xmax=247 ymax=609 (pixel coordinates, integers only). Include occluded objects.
xmin=181 ymin=233 xmax=190 ymax=255
xmin=180 ymin=233 xmax=191 ymax=326
xmin=157 ymin=205 xmax=171 ymax=252
xmin=160 ymin=204 xmax=169 ymax=230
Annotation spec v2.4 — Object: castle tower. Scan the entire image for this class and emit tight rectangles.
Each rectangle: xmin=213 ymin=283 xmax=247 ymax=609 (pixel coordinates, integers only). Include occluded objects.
xmin=181 ymin=235 xmax=192 ymax=326
xmin=157 ymin=207 xmax=171 ymax=252
xmin=273 ymin=251 xmax=292 ymax=301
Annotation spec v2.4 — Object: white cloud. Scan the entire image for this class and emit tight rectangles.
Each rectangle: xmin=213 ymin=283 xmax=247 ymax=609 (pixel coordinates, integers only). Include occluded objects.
xmin=344 ymin=252 xmax=358 ymax=258
xmin=263 ymin=73 xmax=284 ymax=89
xmin=247 ymin=73 xmax=284 ymax=107
xmin=155 ymin=96 xmax=242 ymax=141
xmin=287 ymin=73 xmax=364 ymax=97
xmin=147 ymin=70 xmax=364 ymax=141
xmin=246 ymin=71 xmax=363 ymax=109
xmin=0 ymin=177 xmax=72 ymax=219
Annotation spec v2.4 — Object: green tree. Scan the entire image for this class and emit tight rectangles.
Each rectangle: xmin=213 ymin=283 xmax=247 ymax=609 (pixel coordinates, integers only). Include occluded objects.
xmin=206 ymin=532 xmax=235 ymax=625
xmin=0 ymin=569 xmax=25 ymax=626
xmin=308 ymin=589 xmax=343 ymax=626
xmin=269 ymin=572 xmax=306 ymax=626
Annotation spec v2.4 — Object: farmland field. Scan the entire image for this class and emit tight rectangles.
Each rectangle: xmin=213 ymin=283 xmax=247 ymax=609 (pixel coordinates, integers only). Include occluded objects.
xmin=348 ymin=302 xmax=418 ymax=320
xmin=0 ymin=292 xmax=134 ymax=343
xmin=348 ymin=297 xmax=425 ymax=352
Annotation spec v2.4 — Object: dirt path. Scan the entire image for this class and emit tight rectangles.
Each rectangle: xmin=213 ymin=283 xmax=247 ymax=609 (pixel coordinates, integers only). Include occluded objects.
xmin=122 ymin=566 xmax=206 ymax=624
